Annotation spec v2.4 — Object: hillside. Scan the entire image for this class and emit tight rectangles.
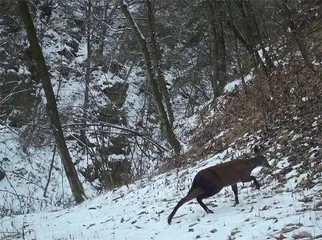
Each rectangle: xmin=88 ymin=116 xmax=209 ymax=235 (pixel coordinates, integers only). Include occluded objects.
xmin=1 ymin=71 xmax=322 ymax=239
xmin=1 ymin=138 xmax=322 ymax=240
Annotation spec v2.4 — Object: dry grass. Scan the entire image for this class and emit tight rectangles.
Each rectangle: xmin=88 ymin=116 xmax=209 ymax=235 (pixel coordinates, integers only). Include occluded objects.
xmin=170 ymin=63 xmax=322 ymax=169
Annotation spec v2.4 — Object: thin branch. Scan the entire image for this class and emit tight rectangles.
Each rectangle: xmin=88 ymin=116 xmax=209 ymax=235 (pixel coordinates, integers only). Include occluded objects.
xmin=0 ymin=189 xmax=46 ymax=202
xmin=0 ymin=167 xmax=22 ymax=208
xmin=63 ymin=121 xmax=169 ymax=152
xmin=43 ymin=144 xmax=56 ymax=197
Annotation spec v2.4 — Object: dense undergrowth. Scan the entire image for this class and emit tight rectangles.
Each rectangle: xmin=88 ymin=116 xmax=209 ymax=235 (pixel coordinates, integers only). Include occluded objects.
xmin=166 ymin=63 xmax=321 ymax=191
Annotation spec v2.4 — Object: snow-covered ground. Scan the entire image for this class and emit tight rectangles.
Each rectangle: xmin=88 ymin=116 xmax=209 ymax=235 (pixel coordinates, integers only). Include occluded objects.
xmin=1 ymin=146 xmax=321 ymax=240
xmin=0 ymin=126 xmax=97 ymax=215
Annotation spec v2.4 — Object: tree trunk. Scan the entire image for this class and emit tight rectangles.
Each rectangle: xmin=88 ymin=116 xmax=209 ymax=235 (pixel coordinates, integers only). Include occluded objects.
xmin=244 ymin=0 xmax=274 ymax=72
xmin=279 ymin=0 xmax=313 ymax=69
xmin=18 ymin=1 xmax=85 ymax=204
xmin=227 ymin=0 xmax=248 ymax=94
xmin=205 ymin=0 xmax=226 ymax=98
xmin=205 ymin=1 xmax=220 ymax=97
xmin=80 ymin=0 xmax=92 ymax=146
xmin=229 ymin=0 xmax=272 ymax=76
xmin=121 ymin=1 xmax=181 ymax=155
xmin=146 ymin=0 xmax=175 ymax=127
xmin=214 ymin=0 xmax=227 ymax=95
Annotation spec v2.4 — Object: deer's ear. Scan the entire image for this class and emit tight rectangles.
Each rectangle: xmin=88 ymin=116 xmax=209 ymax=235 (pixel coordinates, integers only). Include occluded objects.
xmin=254 ymin=145 xmax=260 ymax=156
xmin=254 ymin=145 xmax=264 ymax=156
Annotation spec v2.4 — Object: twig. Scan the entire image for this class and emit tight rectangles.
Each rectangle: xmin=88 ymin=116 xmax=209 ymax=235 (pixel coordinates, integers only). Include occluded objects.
xmin=43 ymin=144 xmax=56 ymax=197
xmin=63 ymin=121 xmax=169 ymax=152
xmin=0 ymin=167 xmax=22 ymax=208
xmin=0 ymin=189 xmax=45 ymax=202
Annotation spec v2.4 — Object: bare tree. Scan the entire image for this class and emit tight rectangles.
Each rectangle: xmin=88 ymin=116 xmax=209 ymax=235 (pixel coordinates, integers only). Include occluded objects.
xmin=205 ymin=0 xmax=227 ymax=98
xmin=121 ymin=0 xmax=181 ymax=155
xmin=276 ymin=0 xmax=314 ymax=69
xmin=227 ymin=0 xmax=274 ymax=76
xmin=80 ymin=0 xmax=92 ymax=146
xmin=18 ymin=0 xmax=85 ymax=204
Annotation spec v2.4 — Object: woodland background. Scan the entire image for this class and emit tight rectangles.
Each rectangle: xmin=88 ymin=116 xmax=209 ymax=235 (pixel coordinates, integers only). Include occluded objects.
xmin=0 ymin=0 xmax=321 ymax=213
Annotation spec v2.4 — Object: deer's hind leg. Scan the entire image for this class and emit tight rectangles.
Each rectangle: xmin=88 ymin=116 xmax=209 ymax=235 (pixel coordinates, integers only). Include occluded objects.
xmin=193 ymin=169 xmax=223 ymax=213
xmin=196 ymin=185 xmax=223 ymax=213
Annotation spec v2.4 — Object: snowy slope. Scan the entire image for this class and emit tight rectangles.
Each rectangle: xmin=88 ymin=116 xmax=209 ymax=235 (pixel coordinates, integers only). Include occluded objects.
xmin=1 ymin=145 xmax=321 ymax=240
xmin=0 ymin=126 xmax=98 ymax=215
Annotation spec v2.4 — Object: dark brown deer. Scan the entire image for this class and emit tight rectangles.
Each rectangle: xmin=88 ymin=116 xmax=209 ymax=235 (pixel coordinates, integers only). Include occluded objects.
xmin=167 ymin=146 xmax=270 ymax=224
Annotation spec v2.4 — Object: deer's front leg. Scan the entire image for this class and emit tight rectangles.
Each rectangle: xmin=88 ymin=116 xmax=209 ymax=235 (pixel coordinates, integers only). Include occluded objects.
xmin=249 ymin=176 xmax=260 ymax=190
xmin=241 ymin=175 xmax=260 ymax=190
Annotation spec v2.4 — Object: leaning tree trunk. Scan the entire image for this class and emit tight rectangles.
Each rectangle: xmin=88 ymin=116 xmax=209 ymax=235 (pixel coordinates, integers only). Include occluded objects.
xmin=18 ymin=1 xmax=85 ymax=204
xmin=121 ymin=1 xmax=181 ymax=155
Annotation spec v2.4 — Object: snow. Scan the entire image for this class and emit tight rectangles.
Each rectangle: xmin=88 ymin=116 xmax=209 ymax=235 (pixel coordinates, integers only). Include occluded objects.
xmin=1 ymin=147 xmax=321 ymax=240
xmin=224 ymin=73 xmax=253 ymax=93
xmin=0 ymin=126 xmax=98 ymax=215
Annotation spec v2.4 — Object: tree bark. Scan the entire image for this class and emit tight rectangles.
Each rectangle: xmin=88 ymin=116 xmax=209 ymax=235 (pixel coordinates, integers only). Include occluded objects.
xmin=146 ymin=0 xmax=175 ymax=127
xmin=18 ymin=1 xmax=85 ymax=204
xmin=121 ymin=1 xmax=181 ymax=155
xmin=214 ymin=0 xmax=227 ymax=95
xmin=227 ymin=0 xmax=248 ymax=94
xmin=80 ymin=0 xmax=92 ymax=146
xmin=205 ymin=0 xmax=227 ymax=98
xmin=279 ymin=0 xmax=313 ymax=69
xmin=228 ymin=0 xmax=273 ymax=76
xmin=244 ymin=0 xmax=274 ymax=72
xmin=206 ymin=1 xmax=220 ymax=97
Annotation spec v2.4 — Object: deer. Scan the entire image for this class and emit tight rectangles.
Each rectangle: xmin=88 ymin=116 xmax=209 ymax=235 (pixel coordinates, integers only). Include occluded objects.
xmin=167 ymin=146 xmax=270 ymax=224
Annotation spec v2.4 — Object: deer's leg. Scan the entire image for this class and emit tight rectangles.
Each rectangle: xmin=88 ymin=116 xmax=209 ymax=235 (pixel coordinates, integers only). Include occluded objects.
xmin=196 ymin=185 xmax=223 ymax=213
xmin=197 ymin=195 xmax=213 ymax=213
xmin=231 ymin=184 xmax=239 ymax=204
xmin=167 ymin=186 xmax=204 ymax=225
xmin=241 ymin=175 xmax=260 ymax=190
xmin=249 ymin=176 xmax=260 ymax=189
